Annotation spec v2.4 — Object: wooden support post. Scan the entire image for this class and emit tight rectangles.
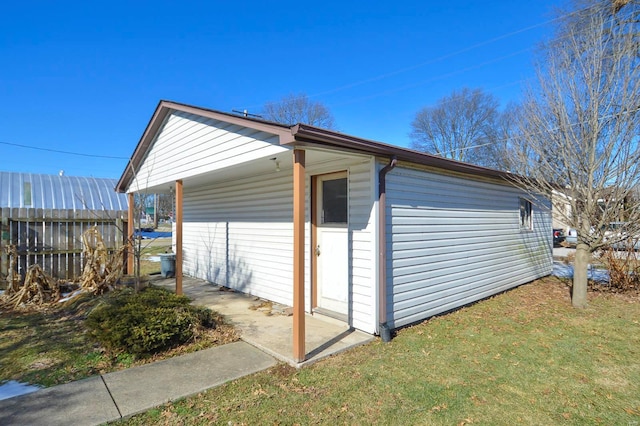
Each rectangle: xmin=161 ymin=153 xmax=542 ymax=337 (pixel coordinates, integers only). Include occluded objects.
xmin=1 ymin=213 xmax=8 ymax=279
xmin=293 ymin=149 xmax=306 ymax=362
xmin=115 ymin=217 xmax=124 ymax=275
xmin=127 ymin=192 xmax=134 ymax=276
xmin=175 ymin=180 xmax=183 ymax=296
xmin=115 ymin=218 xmax=123 ymax=249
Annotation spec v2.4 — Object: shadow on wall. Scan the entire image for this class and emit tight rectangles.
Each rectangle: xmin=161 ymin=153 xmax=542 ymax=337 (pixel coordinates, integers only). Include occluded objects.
xmin=382 ymin=170 xmax=554 ymax=330
xmin=518 ymin=197 xmax=554 ymax=280
xmin=520 ymin=221 xmax=554 ymax=279
xmin=189 ymin=222 xmax=253 ymax=294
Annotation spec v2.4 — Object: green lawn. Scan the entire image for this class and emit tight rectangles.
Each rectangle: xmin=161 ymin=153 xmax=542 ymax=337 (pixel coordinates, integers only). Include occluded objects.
xmin=0 ymin=289 xmax=237 ymax=388
xmin=136 ymin=239 xmax=172 ymax=277
xmin=118 ymin=277 xmax=640 ymax=425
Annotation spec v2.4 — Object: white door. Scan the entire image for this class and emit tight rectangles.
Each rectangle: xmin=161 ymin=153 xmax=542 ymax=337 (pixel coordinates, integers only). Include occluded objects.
xmin=315 ymin=172 xmax=349 ymax=315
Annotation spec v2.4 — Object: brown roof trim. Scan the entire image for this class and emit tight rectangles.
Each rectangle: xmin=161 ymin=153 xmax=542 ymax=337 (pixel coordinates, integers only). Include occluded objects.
xmin=116 ymin=100 xmax=295 ymax=192
xmin=117 ymin=101 xmax=167 ymax=193
xmin=290 ymin=124 xmax=513 ymax=181
xmin=117 ymin=100 xmax=514 ymax=192
xmin=159 ymin=100 xmax=294 ymax=134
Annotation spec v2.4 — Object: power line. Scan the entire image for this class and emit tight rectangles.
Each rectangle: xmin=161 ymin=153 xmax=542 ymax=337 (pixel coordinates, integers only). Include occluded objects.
xmin=332 ymin=48 xmax=532 ymax=107
xmin=317 ymin=6 xmax=596 ymax=101
xmin=310 ymin=22 xmax=558 ymax=99
xmin=240 ymin=7 xmax=578 ymax=111
xmin=239 ymin=6 xmax=595 ymax=116
xmin=440 ymin=142 xmax=494 ymax=156
xmin=438 ymin=106 xmax=640 ymax=156
xmin=0 ymin=140 xmax=129 ymax=160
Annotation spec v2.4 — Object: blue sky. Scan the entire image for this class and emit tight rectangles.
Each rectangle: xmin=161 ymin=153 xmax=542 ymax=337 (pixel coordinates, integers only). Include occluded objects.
xmin=0 ymin=0 xmax=561 ymax=179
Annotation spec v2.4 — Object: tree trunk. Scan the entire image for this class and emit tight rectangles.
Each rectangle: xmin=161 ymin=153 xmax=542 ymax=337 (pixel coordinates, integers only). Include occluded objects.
xmin=572 ymin=243 xmax=589 ymax=308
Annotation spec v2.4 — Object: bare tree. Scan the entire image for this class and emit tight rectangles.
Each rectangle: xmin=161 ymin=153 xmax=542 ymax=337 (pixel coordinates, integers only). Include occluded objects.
xmin=493 ymin=102 xmax=525 ymax=172
xmin=510 ymin=0 xmax=640 ymax=307
xmin=156 ymin=193 xmax=174 ymax=221
xmin=125 ymin=157 xmax=175 ymax=292
xmin=262 ymin=93 xmax=336 ymax=129
xmin=410 ymin=88 xmax=505 ymax=168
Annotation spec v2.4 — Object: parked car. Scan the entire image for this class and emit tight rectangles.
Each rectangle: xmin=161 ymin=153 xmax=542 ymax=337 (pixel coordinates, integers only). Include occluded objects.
xmin=565 ymin=223 xmax=640 ymax=250
xmin=553 ymin=228 xmax=566 ymax=247
xmin=605 ymin=222 xmax=640 ymax=251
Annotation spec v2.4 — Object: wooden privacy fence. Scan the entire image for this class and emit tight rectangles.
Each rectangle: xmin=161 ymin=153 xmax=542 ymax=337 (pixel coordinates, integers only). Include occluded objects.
xmin=1 ymin=208 xmax=128 ymax=280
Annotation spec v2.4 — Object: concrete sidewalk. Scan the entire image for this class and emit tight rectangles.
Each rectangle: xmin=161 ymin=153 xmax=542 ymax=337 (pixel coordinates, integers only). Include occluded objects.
xmin=0 ymin=341 xmax=276 ymax=426
xmin=0 ymin=278 xmax=375 ymax=425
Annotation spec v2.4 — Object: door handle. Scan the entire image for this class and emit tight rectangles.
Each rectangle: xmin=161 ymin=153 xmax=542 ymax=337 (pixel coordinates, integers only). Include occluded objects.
xmin=315 ymin=245 xmax=321 ymax=256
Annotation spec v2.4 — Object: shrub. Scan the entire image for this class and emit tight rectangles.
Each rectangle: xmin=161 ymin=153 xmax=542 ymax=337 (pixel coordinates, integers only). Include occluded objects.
xmin=86 ymin=286 xmax=216 ymax=356
xmin=599 ymin=247 xmax=640 ymax=292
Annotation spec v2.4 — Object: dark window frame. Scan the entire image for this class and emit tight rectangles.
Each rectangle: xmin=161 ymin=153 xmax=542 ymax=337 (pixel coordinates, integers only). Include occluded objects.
xmin=519 ymin=197 xmax=532 ymax=230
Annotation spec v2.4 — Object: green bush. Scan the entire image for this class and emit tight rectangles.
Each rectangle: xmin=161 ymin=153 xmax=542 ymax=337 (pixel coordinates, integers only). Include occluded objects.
xmin=86 ymin=286 xmax=216 ymax=356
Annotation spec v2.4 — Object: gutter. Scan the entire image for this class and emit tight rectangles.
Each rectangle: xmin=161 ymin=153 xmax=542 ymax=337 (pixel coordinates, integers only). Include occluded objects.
xmin=291 ymin=124 xmax=512 ymax=181
xmin=378 ymin=156 xmax=397 ymax=342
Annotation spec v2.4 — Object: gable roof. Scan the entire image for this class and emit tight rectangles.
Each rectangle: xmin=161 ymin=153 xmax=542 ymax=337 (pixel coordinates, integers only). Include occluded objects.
xmin=116 ymin=100 xmax=513 ymax=193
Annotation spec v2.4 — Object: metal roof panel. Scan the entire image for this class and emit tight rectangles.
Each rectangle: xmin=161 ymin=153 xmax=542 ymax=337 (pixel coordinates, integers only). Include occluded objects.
xmin=0 ymin=171 xmax=127 ymax=210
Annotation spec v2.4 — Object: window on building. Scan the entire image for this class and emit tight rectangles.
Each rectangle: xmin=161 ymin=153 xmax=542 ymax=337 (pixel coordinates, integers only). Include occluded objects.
xmin=23 ymin=182 xmax=32 ymax=207
xmin=519 ymin=198 xmax=532 ymax=230
xmin=322 ymin=177 xmax=348 ymax=224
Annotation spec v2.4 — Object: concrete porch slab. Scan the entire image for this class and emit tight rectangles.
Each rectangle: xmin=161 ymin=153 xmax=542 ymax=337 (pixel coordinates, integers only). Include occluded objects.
xmin=155 ymin=276 xmax=375 ymax=367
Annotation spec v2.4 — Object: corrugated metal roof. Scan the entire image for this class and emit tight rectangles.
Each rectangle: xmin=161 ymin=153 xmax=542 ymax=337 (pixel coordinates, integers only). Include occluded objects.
xmin=0 ymin=171 xmax=128 ymax=210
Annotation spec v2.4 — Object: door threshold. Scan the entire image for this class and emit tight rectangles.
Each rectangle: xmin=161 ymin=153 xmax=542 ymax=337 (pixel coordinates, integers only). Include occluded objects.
xmin=313 ymin=307 xmax=348 ymax=324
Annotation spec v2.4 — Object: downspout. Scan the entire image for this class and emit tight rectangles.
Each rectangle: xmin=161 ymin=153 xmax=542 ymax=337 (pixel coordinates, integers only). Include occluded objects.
xmin=378 ymin=156 xmax=397 ymax=342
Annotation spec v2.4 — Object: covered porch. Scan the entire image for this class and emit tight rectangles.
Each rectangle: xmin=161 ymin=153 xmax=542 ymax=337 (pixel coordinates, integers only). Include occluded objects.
xmin=117 ymin=101 xmax=387 ymax=363
xmin=154 ymin=276 xmax=374 ymax=367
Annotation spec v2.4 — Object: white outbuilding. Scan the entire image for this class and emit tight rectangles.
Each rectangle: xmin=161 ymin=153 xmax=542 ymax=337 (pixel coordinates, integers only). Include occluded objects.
xmin=117 ymin=100 xmax=552 ymax=362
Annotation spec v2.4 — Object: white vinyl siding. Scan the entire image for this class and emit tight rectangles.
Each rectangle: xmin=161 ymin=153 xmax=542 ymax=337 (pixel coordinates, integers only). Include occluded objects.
xmin=182 ymin=172 xmax=294 ymax=305
xmin=346 ymin=161 xmax=377 ymax=333
xmin=307 ymin=158 xmax=376 ymax=333
xmin=306 ymin=157 xmax=377 ymax=333
xmin=180 ymin=154 xmax=377 ymax=333
xmin=130 ymin=111 xmax=288 ymax=191
xmin=385 ymin=166 xmax=551 ymax=329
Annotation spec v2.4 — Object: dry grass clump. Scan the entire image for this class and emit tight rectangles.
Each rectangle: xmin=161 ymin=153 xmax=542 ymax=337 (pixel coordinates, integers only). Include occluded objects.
xmin=80 ymin=226 xmax=124 ymax=294
xmin=1 ymin=226 xmax=125 ymax=309
xmin=598 ymin=246 xmax=640 ymax=293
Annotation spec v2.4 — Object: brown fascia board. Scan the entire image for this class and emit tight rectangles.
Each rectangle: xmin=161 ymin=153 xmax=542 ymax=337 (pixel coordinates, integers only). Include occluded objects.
xmin=159 ymin=100 xmax=293 ymax=136
xmin=115 ymin=100 xmax=295 ymax=193
xmin=117 ymin=100 xmax=515 ymax=193
xmin=290 ymin=124 xmax=514 ymax=182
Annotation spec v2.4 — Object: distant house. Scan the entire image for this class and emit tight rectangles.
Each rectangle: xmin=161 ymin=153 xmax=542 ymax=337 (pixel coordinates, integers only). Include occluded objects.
xmin=0 ymin=171 xmax=128 ymax=279
xmin=117 ymin=100 xmax=552 ymax=362
xmin=552 ymin=189 xmax=573 ymax=232
xmin=552 ymin=186 xmax=633 ymax=235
